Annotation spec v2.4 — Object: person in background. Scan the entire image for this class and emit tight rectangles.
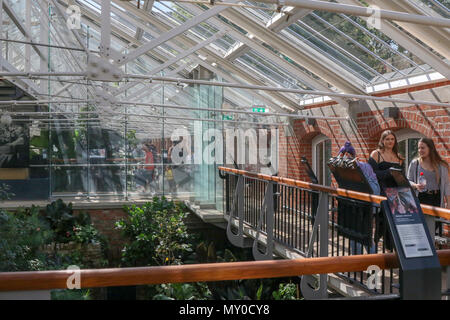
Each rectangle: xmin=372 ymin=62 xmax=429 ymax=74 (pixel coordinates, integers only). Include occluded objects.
xmin=166 ymin=138 xmax=180 ymax=194
xmin=141 ymin=142 xmax=155 ymax=193
xmin=338 ymin=141 xmax=380 ymax=195
xmin=338 ymin=141 xmax=379 ymax=254
xmin=407 ymin=138 xmax=450 ymax=235
xmin=368 ymin=130 xmax=404 ymax=193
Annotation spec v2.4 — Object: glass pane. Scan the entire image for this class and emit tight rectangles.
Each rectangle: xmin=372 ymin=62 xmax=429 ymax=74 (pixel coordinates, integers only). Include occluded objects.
xmin=417 ymin=0 xmax=450 ymax=18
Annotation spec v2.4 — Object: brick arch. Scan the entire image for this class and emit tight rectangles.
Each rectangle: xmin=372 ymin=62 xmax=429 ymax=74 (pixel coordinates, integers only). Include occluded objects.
xmin=293 ymin=119 xmax=333 ymax=142
xmin=367 ymin=108 xmax=435 ymax=139
xmin=279 ymin=119 xmax=333 ymax=180
xmin=362 ymin=105 xmax=449 ymax=164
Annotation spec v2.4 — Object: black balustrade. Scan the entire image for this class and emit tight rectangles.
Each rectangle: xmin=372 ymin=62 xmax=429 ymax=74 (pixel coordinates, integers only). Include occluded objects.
xmin=221 ymin=170 xmax=447 ymax=296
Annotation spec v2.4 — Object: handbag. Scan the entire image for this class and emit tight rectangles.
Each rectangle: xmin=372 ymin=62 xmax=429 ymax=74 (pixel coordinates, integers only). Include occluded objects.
xmin=166 ymin=168 xmax=174 ymax=180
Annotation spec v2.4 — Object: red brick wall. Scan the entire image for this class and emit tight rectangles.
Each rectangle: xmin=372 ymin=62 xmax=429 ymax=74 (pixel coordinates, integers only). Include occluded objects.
xmin=74 ymin=208 xmax=128 ymax=262
xmin=358 ymin=105 xmax=450 ymax=164
xmin=278 ymin=102 xmax=450 ymax=237
xmin=279 ymin=104 xmax=450 ymax=182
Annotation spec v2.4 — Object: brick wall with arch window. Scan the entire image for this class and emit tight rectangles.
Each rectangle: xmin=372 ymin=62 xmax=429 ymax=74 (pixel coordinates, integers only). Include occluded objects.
xmin=278 ymin=104 xmax=450 ymax=186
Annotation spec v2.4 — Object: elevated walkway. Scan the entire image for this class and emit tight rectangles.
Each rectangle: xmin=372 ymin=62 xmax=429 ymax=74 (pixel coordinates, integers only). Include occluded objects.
xmin=215 ymin=166 xmax=450 ymax=299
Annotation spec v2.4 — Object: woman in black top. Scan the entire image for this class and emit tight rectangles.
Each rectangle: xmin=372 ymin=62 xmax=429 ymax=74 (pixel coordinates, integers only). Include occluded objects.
xmin=368 ymin=130 xmax=404 ymax=250
xmin=368 ymin=130 xmax=404 ymax=192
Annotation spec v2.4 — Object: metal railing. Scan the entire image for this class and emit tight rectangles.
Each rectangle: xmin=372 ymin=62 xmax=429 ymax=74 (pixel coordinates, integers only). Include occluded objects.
xmin=219 ymin=166 xmax=450 ymax=298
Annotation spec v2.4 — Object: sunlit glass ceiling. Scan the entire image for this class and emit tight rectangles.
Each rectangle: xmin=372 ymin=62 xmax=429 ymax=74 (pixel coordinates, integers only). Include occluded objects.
xmin=0 ymin=0 xmax=449 ymax=125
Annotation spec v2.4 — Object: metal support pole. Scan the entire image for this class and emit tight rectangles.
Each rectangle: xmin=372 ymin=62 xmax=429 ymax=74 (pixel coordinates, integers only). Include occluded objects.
xmin=100 ymin=0 xmax=111 ymax=58
xmin=25 ymin=0 xmax=31 ymax=73
xmin=226 ymin=175 xmax=252 ymax=248
xmin=252 ymin=181 xmax=275 ymax=261
xmin=0 ymin=0 xmax=3 ymax=71
xmin=300 ymin=191 xmax=329 ymax=299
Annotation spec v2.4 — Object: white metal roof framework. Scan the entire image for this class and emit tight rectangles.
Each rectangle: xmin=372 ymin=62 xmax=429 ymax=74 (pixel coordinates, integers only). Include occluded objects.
xmin=0 ymin=0 xmax=449 ymax=136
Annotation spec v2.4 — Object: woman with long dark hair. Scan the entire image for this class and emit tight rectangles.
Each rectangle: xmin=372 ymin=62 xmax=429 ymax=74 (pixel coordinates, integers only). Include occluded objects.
xmin=407 ymin=138 xmax=450 ymax=236
xmin=407 ymin=138 xmax=450 ymax=209
xmin=368 ymin=130 xmax=405 ymax=192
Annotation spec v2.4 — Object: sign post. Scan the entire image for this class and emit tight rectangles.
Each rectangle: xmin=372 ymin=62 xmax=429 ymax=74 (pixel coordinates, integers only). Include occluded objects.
xmin=381 ymin=169 xmax=441 ymax=299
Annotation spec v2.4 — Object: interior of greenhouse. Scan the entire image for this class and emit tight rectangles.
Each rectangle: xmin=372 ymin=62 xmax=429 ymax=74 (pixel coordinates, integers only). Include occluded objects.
xmin=0 ymin=0 xmax=449 ymax=302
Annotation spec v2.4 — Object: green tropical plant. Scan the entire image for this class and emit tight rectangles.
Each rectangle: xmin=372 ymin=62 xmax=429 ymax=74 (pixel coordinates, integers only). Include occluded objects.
xmin=72 ymin=224 xmax=105 ymax=245
xmin=51 ymin=289 xmax=91 ymax=300
xmin=153 ymin=283 xmax=212 ymax=300
xmin=0 ymin=183 xmax=14 ymax=201
xmin=0 ymin=207 xmax=53 ymax=271
xmin=116 ymin=196 xmax=193 ymax=267
xmin=272 ymin=283 xmax=299 ymax=300
xmin=41 ymin=199 xmax=92 ymax=243
xmin=193 ymin=240 xmax=285 ymax=300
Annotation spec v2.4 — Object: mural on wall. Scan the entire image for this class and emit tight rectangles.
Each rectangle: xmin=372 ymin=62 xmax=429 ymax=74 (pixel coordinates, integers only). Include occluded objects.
xmin=0 ymin=119 xmax=30 ymax=168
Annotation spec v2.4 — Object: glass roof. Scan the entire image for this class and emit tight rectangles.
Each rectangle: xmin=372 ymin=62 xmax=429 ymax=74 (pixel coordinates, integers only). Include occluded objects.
xmin=0 ymin=0 xmax=448 ymax=126
xmin=416 ymin=0 xmax=450 ymax=18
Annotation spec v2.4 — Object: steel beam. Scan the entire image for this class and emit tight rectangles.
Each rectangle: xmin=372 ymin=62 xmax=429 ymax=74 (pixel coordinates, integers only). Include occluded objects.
xmin=364 ymin=0 xmax=450 ymax=61
xmin=109 ymin=1 xmax=298 ymax=110
xmin=254 ymin=0 xmax=450 ymax=28
xmin=123 ymin=74 xmax=450 ymax=108
xmin=116 ymin=0 xmax=239 ymax=66
xmin=114 ymin=30 xmax=226 ymax=95
xmin=337 ymin=0 xmax=450 ymax=79
xmin=100 ymin=0 xmax=112 ymax=58
xmin=267 ymin=7 xmax=312 ymax=32
xmin=220 ymin=7 xmax=366 ymax=93
xmin=135 ymin=0 xmax=154 ymax=41
xmin=181 ymin=3 xmax=351 ymax=107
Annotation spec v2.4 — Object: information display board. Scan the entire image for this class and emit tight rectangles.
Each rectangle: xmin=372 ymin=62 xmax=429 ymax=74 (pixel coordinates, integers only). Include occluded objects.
xmin=384 ymin=187 xmax=433 ymax=259
xmin=379 ymin=168 xmax=441 ymax=299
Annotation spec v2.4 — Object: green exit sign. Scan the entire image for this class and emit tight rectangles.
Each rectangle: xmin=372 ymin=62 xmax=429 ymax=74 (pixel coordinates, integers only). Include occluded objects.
xmin=223 ymin=115 xmax=233 ymax=120
xmin=252 ymin=107 xmax=267 ymax=113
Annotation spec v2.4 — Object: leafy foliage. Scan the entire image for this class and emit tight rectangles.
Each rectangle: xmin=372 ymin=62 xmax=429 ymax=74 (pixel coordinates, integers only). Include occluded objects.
xmin=0 ymin=207 xmax=53 ymax=271
xmin=153 ymin=283 xmax=212 ymax=300
xmin=0 ymin=199 xmax=108 ymax=273
xmin=272 ymin=283 xmax=299 ymax=300
xmin=0 ymin=183 xmax=14 ymax=201
xmin=193 ymin=240 xmax=292 ymax=300
xmin=116 ymin=196 xmax=192 ymax=267
xmin=72 ymin=224 xmax=105 ymax=245
xmin=51 ymin=289 xmax=91 ymax=300
xmin=41 ymin=199 xmax=93 ymax=243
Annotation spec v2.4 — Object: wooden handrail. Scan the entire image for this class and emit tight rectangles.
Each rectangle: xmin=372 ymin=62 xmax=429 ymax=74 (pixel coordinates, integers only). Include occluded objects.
xmin=0 ymin=250 xmax=449 ymax=292
xmin=218 ymin=167 xmax=450 ymax=221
